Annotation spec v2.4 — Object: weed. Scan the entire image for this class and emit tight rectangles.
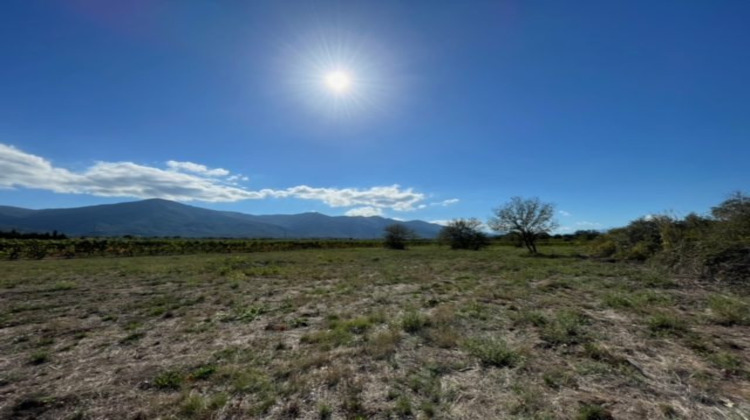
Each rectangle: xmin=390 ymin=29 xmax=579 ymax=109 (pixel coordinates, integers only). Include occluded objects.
xmin=603 ymin=290 xmax=673 ymax=312
xmin=401 ymin=310 xmax=430 ymax=333
xmin=119 ymin=331 xmax=145 ymax=344
xmin=221 ymin=304 xmax=267 ymax=323
xmin=420 ymin=401 xmax=437 ymax=418
xmin=300 ymin=328 xmax=353 ymax=349
xmin=124 ymin=321 xmax=143 ymax=331
xmin=179 ymin=393 xmax=207 ymax=417
xmin=426 ymin=325 xmax=460 ymax=348
xmin=153 ymin=370 xmax=183 ymax=390
xmin=430 ymin=304 xmax=456 ymax=325
xmin=659 ymin=403 xmax=679 ymax=418
xmin=540 ymin=310 xmax=589 ymax=346
xmin=460 ymin=300 xmax=490 ymax=320
xmin=318 ymin=403 xmax=333 ymax=419
xmin=707 ymin=294 xmax=749 ymax=326
xmin=542 ymin=369 xmax=576 ymax=389
xmin=339 ymin=316 xmax=374 ymax=334
xmin=208 ymin=393 xmax=228 ymax=410
xmin=227 ymin=368 xmax=273 ymax=395
xmin=709 ymin=352 xmax=743 ymax=375
xmin=512 ymin=309 xmax=547 ymax=327
xmin=290 ymin=317 xmax=310 ymax=328
xmin=577 ymin=403 xmax=613 ymax=420
xmin=510 ymin=383 xmax=545 ymax=416
xmin=29 ymin=350 xmax=49 ymax=365
xmin=464 ymin=336 xmax=521 ymax=368
xmin=365 ymin=328 xmax=401 ymax=359
xmin=394 ymin=395 xmax=412 ymax=416
xmin=188 ymin=365 xmax=216 ymax=381
xmin=341 ymin=379 xmax=367 ymax=419
xmin=647 ymin=313 xmax=688 ymax=337
xmin=321 ymin=365 xmax=350 ymax=388
xmin=404 ymin=368 xmax=443 ymax=403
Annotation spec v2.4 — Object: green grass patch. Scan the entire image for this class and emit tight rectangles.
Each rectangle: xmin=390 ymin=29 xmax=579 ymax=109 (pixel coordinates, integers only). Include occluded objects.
xmin=540 ymin=310 xmax=589 ymax=346
xmin=647 ymin=313 xmax=689 ymax=337
xmin=707 ymin=294 xmax=749 ymax=326
xmin=153 ymin=369 xmax=184 ymax=390
xmin=464 ymin=336 xmax=522 ymax=368
xmin=401 ymin=310 xmax=430 ymax=333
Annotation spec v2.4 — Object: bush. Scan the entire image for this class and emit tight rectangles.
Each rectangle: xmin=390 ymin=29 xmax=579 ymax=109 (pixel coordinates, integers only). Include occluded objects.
xmin=589 ymin=238 xmax=617 ymax=258
xmin=587 ymin=194 xmax=749 ymax=285
xmin=383 ymin=224 xmax=417 ymax=250
xmin=438 ymin=219 xmax=489 ymax=250
xmin=702 ymin=245 xmax=750 ymax=283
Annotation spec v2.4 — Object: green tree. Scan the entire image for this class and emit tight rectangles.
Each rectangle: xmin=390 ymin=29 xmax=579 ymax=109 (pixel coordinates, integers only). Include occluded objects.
xmin=488 ymin=197 xmax=558 ymax=254
xmin=438 ymin=218 xmax=490 ymax=250
xmin=711 ymin=191 xmax=750 ymax=243
xmin=383 ymin=224 xmax=417 ymax=250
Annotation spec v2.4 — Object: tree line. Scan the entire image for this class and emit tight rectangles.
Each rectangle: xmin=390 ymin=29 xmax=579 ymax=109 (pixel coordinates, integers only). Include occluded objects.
xmin=384 ymin=196 xmax=559 ymax=253
xmin=384 ymin=193 xmax=749 ymax=283
xmin=0 ymin=229 xmax=67 ymax=240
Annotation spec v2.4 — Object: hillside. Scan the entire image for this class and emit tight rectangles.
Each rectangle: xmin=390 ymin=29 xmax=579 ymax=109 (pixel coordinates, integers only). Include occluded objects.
xmin=0 ymin=199 xmax=442 ymax=239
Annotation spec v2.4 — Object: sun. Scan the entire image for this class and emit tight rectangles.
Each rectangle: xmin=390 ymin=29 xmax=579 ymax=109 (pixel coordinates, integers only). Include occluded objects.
xmin=325 ymin=70 xmax=352 ymax=94
xmin=282 ymin=31 xmax=395 ymax=119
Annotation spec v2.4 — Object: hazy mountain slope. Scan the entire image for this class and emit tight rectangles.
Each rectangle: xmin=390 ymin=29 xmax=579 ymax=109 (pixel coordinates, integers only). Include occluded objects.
xmin=0 ymin=199 xmax=443 ymax=238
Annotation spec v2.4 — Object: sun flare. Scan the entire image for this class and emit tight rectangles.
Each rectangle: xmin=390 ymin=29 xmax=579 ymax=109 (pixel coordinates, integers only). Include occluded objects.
xmin=325 ymin=70 xmax=352 ymax=93
xmin=284 ymin=31 xmax=394 ymax=119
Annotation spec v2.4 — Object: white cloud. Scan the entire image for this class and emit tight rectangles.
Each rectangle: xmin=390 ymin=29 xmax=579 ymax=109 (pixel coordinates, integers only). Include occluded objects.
xmin=344 ymin=207 xmax=384 ymax=217
xmin=271 ymin=185 xmax=425 ymax=211
xmin=0 ymin=143 xmax=430 ymax=211
xmin=431 ymin=198 xmax=459 ymax=207
xmin=559 ymin=210 xmax=571 ymax=217
xmin=226 ymin=174 xmax=249 ymax=183
xmin=429 ymin=219 xmax=451 ymax=226
xmin=166 ymin=160 xmax=230 ymax=177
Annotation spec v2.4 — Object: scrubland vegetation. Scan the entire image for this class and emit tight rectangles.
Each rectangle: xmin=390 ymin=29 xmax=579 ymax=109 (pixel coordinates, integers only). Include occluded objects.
xmin=1 ymin=243 xmax=748 ymax=419
xmin=589 ymin=192 xmax=749 ymax=283
xmin=1 ymin=193 xmax=748 ymax=418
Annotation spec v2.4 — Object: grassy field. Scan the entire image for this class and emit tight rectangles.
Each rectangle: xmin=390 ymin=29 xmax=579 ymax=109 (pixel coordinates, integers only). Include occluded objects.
xmin=1 ymin=245 xmax=748 ymax=419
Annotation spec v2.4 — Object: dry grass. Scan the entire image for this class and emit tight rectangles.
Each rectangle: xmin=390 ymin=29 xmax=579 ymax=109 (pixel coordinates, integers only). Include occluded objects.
xmin=1 ymin=246 xmax=749 ymax=419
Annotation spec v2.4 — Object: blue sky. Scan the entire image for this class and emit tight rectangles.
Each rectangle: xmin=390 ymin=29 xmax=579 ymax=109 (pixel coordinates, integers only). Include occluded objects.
xmin=1 ymin=1 xmax=748 ymax=232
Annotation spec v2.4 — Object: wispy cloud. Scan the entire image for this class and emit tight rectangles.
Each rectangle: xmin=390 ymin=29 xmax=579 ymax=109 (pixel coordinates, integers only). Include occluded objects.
xmin=575 ymin=221 xmax=602 ymax=228
xmin=559 ymin=210 xmax=571 ymax=217
xmin=166 ymin=160 xmax=230 ymax=177
xmin=0 ymin=143 xmax=429 ymax=211
xmin=344 ymin=207 xmax=384 ymax=217
xmin=429 ymin=219 xmax=451 ymax=226
xmin=432 ymin=198 xmax=459 ymax=207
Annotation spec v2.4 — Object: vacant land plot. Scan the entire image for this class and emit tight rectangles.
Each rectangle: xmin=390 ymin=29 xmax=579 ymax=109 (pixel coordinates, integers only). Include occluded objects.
xmin=0 ymin=246 xmax=748 ymax=419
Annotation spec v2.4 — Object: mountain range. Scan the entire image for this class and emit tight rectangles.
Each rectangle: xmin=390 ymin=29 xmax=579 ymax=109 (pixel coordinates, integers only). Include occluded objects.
xmin=0 ymin=199 xmax=443 ymax=239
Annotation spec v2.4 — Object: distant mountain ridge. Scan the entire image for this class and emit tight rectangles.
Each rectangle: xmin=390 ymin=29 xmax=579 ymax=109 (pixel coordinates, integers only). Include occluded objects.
xmin=0 ymin=199 xmax=443 ymax=239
